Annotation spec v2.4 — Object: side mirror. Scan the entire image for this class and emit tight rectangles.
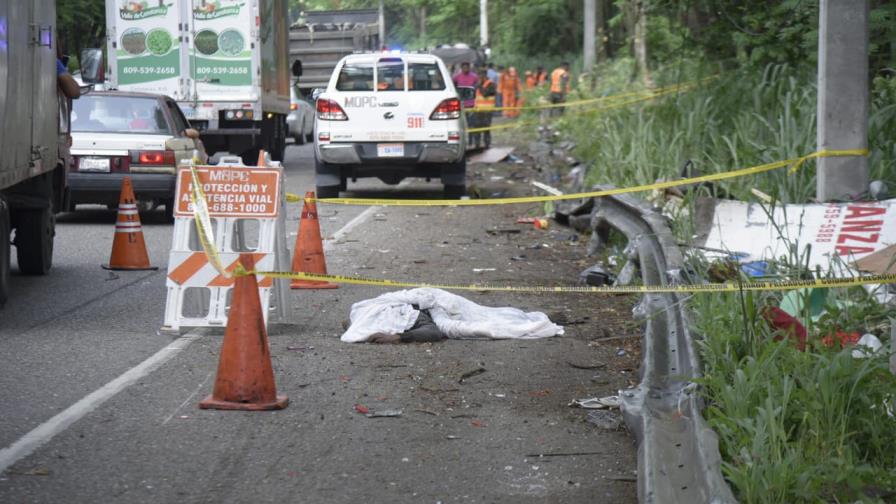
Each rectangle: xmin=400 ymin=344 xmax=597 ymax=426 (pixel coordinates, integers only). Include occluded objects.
xmin=457 ymin=86 xmax=475 ymax=102
xmin=79 ymin=48 xmax=104 ymax=84
xmin=291 ymin=60 xmax=303 ymax=78
xmin=310 ymin=88 xmax=324 ymax=101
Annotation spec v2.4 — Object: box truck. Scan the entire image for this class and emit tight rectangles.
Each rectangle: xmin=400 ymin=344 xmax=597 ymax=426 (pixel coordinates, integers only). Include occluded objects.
xmin=0 ymin=0 xmax=82 ymax=306
xmin=101 ymin=0 xmax=291 ymax=163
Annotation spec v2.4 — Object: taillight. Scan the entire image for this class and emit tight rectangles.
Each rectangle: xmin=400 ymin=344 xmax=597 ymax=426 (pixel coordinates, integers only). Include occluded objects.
xmin=447 ymin=131 xmax=460 ymax=141
xmin=290 ymin=103 xmax=298 ymax=111
xmin=316 ymin=99 xmax=348 ymax=121
xmin=132 ymin=150 xmax=176 ymax=165
xmin=430 ymin=98 xmax=461 ymax=120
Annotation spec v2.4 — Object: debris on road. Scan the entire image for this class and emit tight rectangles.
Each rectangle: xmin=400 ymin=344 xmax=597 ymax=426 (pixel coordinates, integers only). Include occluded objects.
xmin=467 ymin=147 xmax=514 ymax=164
xmin=354 ymin=404 xmax=370 ymax=414
xmin=569 ymin=395 xmax=622 ymax=410
xmin=340 ymin=288 xmax=563 ymax=343
xmin=366 ymin=409 xmax=403 ymax=418
xmin=586 ymin=410 xmax=623 ymax=430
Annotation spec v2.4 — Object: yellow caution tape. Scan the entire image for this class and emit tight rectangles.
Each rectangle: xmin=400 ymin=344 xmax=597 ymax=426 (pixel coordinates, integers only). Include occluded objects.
xmin=189 ymin=164 xmax=231 ymax=278
xmin=286 ymin=149 xmax=868 ymax=207
xmin=241 ymin=269 xmax=896 ymax=294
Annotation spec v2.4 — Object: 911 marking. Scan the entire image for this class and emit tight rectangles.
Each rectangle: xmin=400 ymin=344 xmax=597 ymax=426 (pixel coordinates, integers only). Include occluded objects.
xmin=407 ymin=113 xmax=424 ymax=129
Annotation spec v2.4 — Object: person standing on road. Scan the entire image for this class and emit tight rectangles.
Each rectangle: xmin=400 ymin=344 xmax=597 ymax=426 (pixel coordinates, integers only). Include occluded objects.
xmin=549 ymin=62 xmax=571 ymax=116
xmin=535 ymin=66 xmax=548 ymax=87
xmin=452 ymin=61 xmax=479 ymax=146
xmin=500 ymin=67 xmax=522 ymax=118
xmin=471 ymin=68 xmax=496 ymax=149
xmin=525 ymin=70 xmax=536 ymax=90
xmin=494 ymin=65 xmax=505 ymax=113
xmin=486 ymin=62 xmax=498 ymax=87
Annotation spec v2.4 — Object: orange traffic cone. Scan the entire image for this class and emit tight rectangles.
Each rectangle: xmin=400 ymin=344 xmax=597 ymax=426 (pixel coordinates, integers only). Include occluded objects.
xmin=102 ymin=177 xmax=157 ymax=271
xmin=290 ymin=191 xmax=338 ymax=289
xmin=200 ymin=253 xmax=288 ymax=411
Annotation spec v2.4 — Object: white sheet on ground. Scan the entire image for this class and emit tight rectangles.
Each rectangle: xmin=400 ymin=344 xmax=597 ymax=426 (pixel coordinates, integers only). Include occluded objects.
xmin=340 ymin=288 xmax=564 ymax=343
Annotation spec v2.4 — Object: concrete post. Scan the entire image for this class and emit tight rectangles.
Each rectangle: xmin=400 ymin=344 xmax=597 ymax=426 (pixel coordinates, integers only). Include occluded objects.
xmin=480 ymin=0 xmax=488 ymax=48
xmin=584 ymin=0 xmax=596 ymax=73
xmin=816 ymin=0 xmax=869 ymax=201
xmin=378 ymin=0 xmax=385 ymax=48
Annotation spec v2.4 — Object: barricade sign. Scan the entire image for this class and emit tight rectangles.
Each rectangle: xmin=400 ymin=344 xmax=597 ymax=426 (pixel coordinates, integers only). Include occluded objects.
xmin=162 ymin=156 xmax=293 ymax=333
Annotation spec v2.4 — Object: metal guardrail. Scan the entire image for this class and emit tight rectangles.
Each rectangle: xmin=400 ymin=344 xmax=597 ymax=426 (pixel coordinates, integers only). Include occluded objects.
xmin=589 ymin=189 xmax=736 ymax=503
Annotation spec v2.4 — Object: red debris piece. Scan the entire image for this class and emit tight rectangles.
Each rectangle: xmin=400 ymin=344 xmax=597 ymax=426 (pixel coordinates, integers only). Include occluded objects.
xmin=821 ymin=330 xmax=861 ymax=349
xmin=354 ymin=404 xmax=369 ymax=414
xmin=761 ymin=306 xmax=807 ymax=351
xmin=470 ymin=419 xmax=487 ymax=428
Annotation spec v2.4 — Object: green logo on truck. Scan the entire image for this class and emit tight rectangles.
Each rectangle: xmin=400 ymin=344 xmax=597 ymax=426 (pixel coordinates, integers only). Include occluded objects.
xmin=193 ymin=1 xmax=244 ymax=20
xmin=119 ymin=1 xmax=173 ymax=20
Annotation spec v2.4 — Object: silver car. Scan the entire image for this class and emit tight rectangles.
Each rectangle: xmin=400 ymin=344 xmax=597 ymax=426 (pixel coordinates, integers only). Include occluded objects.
xmin=287 ymin=86 xmax=315 ymax=144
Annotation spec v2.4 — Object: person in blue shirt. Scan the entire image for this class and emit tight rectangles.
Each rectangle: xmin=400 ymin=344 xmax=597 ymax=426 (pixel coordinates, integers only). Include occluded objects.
xmin=57 ymin=49 xmax=81 ymax=99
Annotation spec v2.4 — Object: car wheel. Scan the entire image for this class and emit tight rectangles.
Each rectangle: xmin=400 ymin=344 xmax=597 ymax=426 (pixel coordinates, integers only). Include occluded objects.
xmin=316 ymin=185 xmax=340 ymax=199
xmin=0 ymin=199 xmax=10 ymax=307
xmin=296 ymin=123 xmax=306 ymax=145
xmin=444 ymin=184 xmax=466 ymax=199
xmin=15 ymin=206 xmax=54 ymax=275
xmin=163 ymin=198 xmax=175 ymax=223
xmin=305 ymin=129 xmax=314 ymax=144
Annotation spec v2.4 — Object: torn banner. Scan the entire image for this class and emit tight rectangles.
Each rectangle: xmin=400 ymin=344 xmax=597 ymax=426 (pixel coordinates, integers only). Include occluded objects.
xmin=341 ymin=288 xmax=564 ymax=343
xmin=697 ymin=199 xmax=896 ymax=272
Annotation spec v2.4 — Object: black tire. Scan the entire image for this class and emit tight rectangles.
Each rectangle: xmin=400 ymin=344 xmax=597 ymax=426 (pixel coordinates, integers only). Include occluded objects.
xmin=163 ymin=198 xmax=175 ymax=223
xmin=15 ymin=207 xmax=54 ymax=275
xmin=295 ymin=123 xmax=306 ymax=145
xmin=339 ymin=176 xmax=348 ymax=192
xmin=444 ymin=184 xmax=466 ymax=199
xmin=305 ymin=129 xmax=314 ymax=143
xmin=241 ymin=148 xmax=261 ymax=166
xmin=0 ymin=199 xmax=10 ymax=307
xmin=316 ymin=185 xmax=340 ymax=199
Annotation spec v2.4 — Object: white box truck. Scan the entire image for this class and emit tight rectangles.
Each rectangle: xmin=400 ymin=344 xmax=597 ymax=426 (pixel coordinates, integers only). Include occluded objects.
xmin=1 ymin=0 xmax=83 ymax=306
xmin=102 ymin=0 xmax=291 ymax=163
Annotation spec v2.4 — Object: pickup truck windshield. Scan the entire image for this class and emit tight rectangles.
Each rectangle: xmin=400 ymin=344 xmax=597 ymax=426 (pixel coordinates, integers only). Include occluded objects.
xmin=335 ymin=60 xmax=446 ymax=91
xmin=72 ymin=95 xmax=172 ymax=135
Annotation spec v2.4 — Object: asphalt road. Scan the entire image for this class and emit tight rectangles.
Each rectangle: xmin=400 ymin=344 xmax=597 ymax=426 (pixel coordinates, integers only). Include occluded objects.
xmin=0 ymin=142 xmax=639 ymax=503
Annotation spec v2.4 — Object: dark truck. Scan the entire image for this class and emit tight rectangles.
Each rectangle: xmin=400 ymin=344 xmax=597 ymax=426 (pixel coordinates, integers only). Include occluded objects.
xmin=0 ymin=0 xmax=88 ymax=306
xmin=289 ymin=9 xmax=381 ymax=96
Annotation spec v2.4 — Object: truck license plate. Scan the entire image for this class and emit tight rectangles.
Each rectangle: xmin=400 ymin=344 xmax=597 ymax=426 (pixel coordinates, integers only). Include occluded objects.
xmin=79 ymin=157 xmax=111 ymax=172
xmin=377 ymin=143 xmax=404 ymax=157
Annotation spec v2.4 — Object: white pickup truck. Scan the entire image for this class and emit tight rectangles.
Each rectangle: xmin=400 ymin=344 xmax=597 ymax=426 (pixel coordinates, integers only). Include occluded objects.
xmin=312 ymin=53 xmax=467 ymax=198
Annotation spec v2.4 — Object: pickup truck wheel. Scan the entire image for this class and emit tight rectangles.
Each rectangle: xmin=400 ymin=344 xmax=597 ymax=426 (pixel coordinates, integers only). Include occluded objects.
xmin=316 ymin=185 xmax=340 ymax=199
xmin=0 ymin=200 xmax=10 ymax=306
xmin=444 ymin=184 xmax=466 ymax=199
xmin=15 ymin=207 xmax=54 ymax=275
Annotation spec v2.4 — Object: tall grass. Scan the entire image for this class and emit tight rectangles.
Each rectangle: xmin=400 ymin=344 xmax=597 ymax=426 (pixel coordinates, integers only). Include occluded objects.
xmin=560 ymin=60 xmax=895 ymax=203
xmin=554 ymin=60 xmax=896 ymax=502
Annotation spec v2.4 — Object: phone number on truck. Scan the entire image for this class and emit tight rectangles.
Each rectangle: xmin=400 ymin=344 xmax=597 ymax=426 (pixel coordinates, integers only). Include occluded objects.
xmin=122 ymin=66 xmax=177 ymax=75
xmin=195 ymin=67 xmax=249 ymax=75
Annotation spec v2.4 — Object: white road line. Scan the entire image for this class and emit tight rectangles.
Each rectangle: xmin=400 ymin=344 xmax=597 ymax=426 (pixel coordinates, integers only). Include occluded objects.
xmin=160 ymin=370 xmax=214 ymax=426
xmin=0 ymin=193 xmax=385 ymax=474
xmin=0 ymin=332 xmax=203 ymax=474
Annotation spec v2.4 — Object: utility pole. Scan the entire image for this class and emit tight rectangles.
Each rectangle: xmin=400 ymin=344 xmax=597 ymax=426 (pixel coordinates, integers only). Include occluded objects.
xmin=378 ymin=0 xmax=385 ymax=49
xmin=584 ymin=0 xmax=596 ymax=73
xmin=480 ymin=0 xmax=488 ymax=49
xmin=817 ymin=0 xmax=869 ymax=201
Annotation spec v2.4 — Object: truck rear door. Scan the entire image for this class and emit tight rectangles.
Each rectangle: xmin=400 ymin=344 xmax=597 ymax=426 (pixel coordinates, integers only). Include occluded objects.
xmin=107 ymin=0 xmax=183 ymax=98
xmin=188 ymin=0 xmax=256 ymax=103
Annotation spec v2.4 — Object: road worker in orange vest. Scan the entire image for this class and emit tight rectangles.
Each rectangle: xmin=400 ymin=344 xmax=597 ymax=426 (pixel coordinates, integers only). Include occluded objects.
xmin=500 ymin=67 xmax=523 ymax=118
xmin=525 ymin=70 xmax=537 ymax=89
xmin=549 ymin=62 xmax=571 ymax=116
xmin=471 ymin=68 xmax=496 ymax=148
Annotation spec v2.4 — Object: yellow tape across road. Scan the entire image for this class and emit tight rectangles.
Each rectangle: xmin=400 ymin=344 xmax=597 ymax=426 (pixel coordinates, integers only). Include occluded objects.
xmin=245 ymin=270 xmax=896 ymax=294
xmin=287 ymin=149 xmax=868 ymax=206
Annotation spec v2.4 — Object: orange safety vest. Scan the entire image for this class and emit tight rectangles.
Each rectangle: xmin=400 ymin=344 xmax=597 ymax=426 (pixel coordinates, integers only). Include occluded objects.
xmin=474 ymin=79 xmax=496 ymax=110
xmin=550 ymin=67 xmax=570 ymax=94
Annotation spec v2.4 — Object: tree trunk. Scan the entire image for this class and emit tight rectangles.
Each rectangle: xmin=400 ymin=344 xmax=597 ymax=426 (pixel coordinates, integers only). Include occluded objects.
xmin=419 ymin=6 xmax=427 ymax=47
xmin=596 ymin=0 xmax=607 ymax=62
xmin=632 ymin=0 xmax=654 ymax=88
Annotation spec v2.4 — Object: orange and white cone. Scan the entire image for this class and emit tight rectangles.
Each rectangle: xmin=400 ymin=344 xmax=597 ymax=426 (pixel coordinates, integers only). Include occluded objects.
xmin=102 ymin=177 xmax=157 ymax=271
xmin=199 ymin=253 xmax=289 ymax=411
xmin=290 ymin=191 xmax=338 ymax=289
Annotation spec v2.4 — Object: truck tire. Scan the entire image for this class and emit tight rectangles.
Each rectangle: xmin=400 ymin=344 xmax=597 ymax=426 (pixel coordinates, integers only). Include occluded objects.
xmin=0 ymin=199 xmax=10 ymax=307
xmin=316 ymin=185 xmax=340 ymax=199
xmin=15 ymin=207 xmax=54 ymax=275
xmin=241 ymin=148 xmax=261 ymax=166
xmin=444 ymin=184 xmax=466 ymax=199
xmin=163 ymin=198 xmax=175 ymax=223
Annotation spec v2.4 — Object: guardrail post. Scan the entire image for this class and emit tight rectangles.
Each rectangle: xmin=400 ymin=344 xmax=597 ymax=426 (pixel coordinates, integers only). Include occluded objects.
xmin=816 ymin=0 xmax=869 ymax=202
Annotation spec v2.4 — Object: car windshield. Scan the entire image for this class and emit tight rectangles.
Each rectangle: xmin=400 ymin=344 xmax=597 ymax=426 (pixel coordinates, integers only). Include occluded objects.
xmin=408 ymin=63 xmax=446 ymax=90
xmin=72 ymin=95 xmax=171 ymax=134
xmin=335 ymin=63 xmax=374 ymax=91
